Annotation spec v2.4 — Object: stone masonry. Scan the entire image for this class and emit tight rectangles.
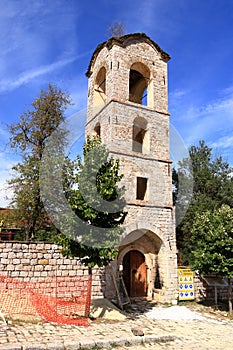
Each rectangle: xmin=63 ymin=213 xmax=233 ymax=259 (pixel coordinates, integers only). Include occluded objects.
xmin=85 ymin=33 xmax=177 ymax=302
xmin=0 ymin=241 xmax=230 ymax=305
xmin=0 ymin=241 xmax=105 ymax=297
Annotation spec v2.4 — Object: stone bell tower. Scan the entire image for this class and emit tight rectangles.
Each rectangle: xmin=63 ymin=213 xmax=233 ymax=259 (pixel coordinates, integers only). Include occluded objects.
xmin=86 ymin=33 xmax=177 ymax=303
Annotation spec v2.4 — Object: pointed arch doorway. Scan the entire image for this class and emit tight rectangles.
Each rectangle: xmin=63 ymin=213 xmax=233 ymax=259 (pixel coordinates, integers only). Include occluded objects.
xmin=122 ymin=250 xmax=147 ymax=297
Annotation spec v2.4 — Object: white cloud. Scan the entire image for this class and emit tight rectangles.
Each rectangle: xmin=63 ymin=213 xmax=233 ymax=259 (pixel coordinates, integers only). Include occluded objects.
xmin=0 ymin=57 xmax=78 ymax=93
xmin=172 ymin=87 xmax=233 ymax=139
xmin=170 ymin=89 xmax=187 ymax=100
xmin=169 ymin=89 xmax=189 ymax=112
xmin=0 ymin=179 xmax=13 ymax=208
xmin=124 ymin=0 xmax=168 ymax=35
xmin=0 ymin=152 xmax=16 ymax=171
xmin=68 ymin=77 xmax=88 ymax=113
xmin=170 ymin=86 xmax=233 ymax=165
xmin=0 ymin=1 xmax=80 ymax=90
xmin=211 ymin=135 xmax=233 ymax=149
xmin=0 ymin=147 xmax=20 ymax=207
xmin=136 ymin=0 xmax=159 ymax=30
xmin=0 ymin=127 xmax=9 ymax=140
xmin=0 ymin=159 xmax=15 ymax=208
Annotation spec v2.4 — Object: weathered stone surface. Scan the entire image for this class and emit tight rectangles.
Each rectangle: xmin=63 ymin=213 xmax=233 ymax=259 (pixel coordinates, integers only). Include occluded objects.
xmin=0 ymin=241 xmax=104 ymax=298
xmin=38 ymin=259 xmax=49 ymax=265
xmin=85 ymin=34 xmax=177 ymax=302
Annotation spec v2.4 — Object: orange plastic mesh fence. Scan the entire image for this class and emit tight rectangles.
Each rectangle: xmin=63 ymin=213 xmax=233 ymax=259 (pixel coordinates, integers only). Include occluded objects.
xmin=0 ymin=275 xmax=92 ymax=326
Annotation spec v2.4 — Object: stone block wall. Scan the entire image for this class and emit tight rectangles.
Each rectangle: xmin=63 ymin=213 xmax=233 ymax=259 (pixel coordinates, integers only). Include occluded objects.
xmin=194 ymin=274 xmax=232 ymax=303
xmin=0 ymin=241 xmax=231 ymax=305
xmin=0 ymin=241 xmax=106 ymax=298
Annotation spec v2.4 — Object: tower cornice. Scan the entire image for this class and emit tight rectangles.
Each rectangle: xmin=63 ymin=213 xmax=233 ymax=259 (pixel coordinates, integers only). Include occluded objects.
xmin=86 ymin=32 xmax=170 ymax=77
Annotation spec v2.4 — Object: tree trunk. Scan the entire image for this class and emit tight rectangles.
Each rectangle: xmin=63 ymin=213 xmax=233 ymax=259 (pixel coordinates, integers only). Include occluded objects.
xmin=85 ymin=266 xmax=93 ymax=317
xmin=228 ymin=277 xmax=232 ymax=315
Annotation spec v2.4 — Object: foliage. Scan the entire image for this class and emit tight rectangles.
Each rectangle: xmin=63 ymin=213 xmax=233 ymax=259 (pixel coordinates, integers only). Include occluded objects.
xmin=31 ymin=227 xmax=59 ymax=242
xmin=189 ymin=205 xmax=233 ymax=277
xmin=189 ymin=204 xmax=233 ymax=313
xmin=174 ymin=140 xmax=233 ymax=264
xmin=8 ymin=84 xmax=72 ymax=240
xmin=58 ymin=136 xmax=127 ymax=268
xmin=57 ymin=233 xmax=119 ymax=268
xmin=0 ymin=209 xmax=18 ymax=229
xmin=189 ymin=141 xmax=233 ymax=205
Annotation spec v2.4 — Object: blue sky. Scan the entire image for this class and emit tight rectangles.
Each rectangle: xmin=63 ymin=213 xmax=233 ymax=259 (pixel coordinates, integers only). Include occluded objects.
xmin=0 ymin=0 xmax=233 ymax=207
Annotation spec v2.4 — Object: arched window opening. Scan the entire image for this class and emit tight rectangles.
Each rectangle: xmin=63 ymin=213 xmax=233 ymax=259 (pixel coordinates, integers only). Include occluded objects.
xmin=94 ymin=123 xmax=101 ymax=137
xmin=93 ymin=67 xmax=106 ymax=112
xmin=132 ymin=117 xmax=149 ymax=154
xmin=133 ymin=125 xmax=145 ymax=153
xmin=129 ymin=63 xmax=150 ymax=106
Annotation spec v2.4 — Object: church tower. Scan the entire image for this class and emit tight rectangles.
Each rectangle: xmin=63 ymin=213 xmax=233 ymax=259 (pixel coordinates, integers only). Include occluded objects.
xmin=86 ymin=33 xmax=177 ymax=303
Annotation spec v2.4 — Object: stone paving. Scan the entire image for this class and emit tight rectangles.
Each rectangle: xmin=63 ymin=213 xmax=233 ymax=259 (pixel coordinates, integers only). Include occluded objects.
xmin=0 ymin=304 xmax=232 ymax=350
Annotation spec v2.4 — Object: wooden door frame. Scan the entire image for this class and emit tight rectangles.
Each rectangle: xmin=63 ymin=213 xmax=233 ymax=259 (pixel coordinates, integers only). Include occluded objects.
xmin=122 ymin=249 xmax=147 ymax=297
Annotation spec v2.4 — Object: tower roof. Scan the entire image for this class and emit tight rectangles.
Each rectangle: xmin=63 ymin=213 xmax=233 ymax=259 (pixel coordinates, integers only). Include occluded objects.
xmin=86 ymin=32 xmax=170 ymax=77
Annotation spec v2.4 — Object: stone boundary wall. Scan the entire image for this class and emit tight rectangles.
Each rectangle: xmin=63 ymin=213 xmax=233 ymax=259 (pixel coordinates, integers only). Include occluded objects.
xmin=0 ymin=241 xmax=105 ymax=298
xmin=0 ymin=241 xmax=231 ymax=304
xmin=194 ymin=274 xmax=232 ymax=303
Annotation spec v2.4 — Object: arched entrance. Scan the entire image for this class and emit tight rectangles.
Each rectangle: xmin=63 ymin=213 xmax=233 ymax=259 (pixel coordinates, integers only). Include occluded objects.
xmin=122 ymin=250 xmax=147 ymax=297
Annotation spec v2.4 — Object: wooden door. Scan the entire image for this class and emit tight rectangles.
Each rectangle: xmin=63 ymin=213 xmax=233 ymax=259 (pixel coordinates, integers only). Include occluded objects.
xmin=123 ymin=250 xmax=147 ymax=297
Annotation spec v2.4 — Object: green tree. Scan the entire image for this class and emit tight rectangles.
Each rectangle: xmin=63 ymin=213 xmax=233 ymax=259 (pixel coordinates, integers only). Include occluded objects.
xmin=8 ymin=84 xmax=72 ymax=240
xmin=175 ymin=140 xmax=233 ymax=264
xmin=189 ymin=205 xmax=233 ymax=313
xmin=58 ymin=136 xmax=127 ymax=268
xmin=189 ymin=141 xmax=233 ymax=205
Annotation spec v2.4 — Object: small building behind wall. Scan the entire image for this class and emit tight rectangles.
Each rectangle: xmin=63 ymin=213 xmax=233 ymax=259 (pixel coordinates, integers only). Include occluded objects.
xmin=86 ymin=33 xmax=177 ymax=303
